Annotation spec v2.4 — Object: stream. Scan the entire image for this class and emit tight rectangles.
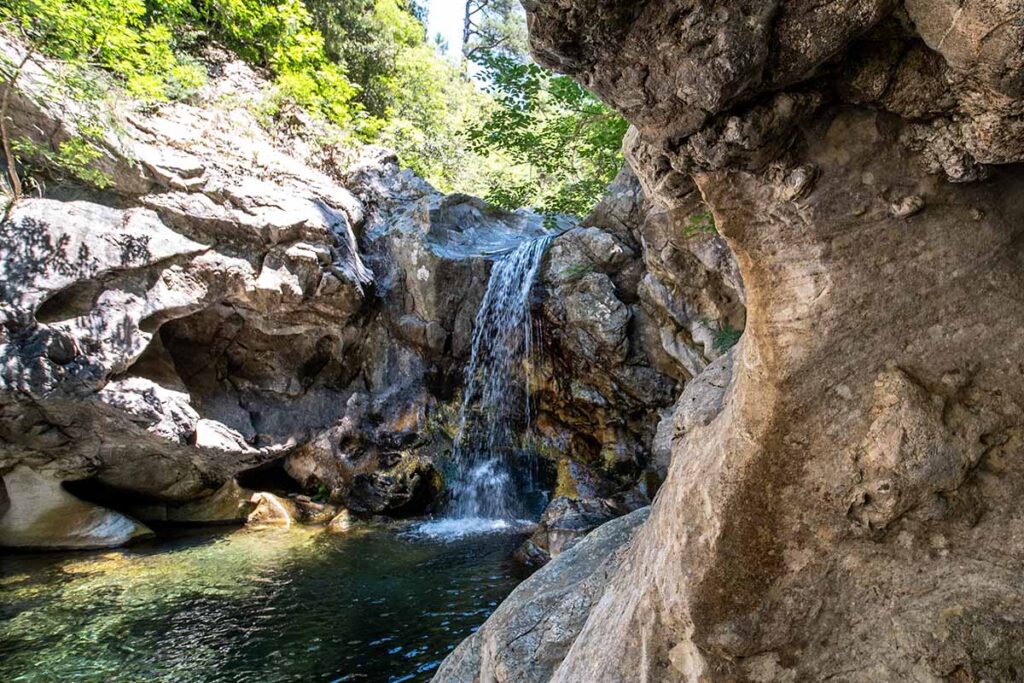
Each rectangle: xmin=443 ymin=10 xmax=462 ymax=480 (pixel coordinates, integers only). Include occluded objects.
xmin=0 ymin=524 xmax=528 ymax=683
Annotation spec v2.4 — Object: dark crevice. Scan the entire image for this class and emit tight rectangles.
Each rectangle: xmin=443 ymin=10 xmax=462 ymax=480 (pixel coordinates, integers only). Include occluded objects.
xmin=35 ymin=278 xmax=105 ymax=324
xmin=236 ymin=458 xmax=303 ymax=494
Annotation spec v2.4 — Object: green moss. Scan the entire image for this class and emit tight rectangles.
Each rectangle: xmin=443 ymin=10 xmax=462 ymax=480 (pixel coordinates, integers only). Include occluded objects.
xmin=562 ymin=262 xmax=595 ymax=280
xmin=684 ymin=209 xmax=717 ymax=238
xmin=553 ymin=459 xmax=579 ymax=500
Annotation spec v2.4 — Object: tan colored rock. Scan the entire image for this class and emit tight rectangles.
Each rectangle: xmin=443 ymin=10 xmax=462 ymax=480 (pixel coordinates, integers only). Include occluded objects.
xmin=326 ymin=509 xmax=354 ymax=534
xmin=166 ymin=479 xmax=255 ymax=524
xmin=246 ymin=492 xmax=298 ymax=529
xmin=0 ymin=467 xmax=152 ymax=549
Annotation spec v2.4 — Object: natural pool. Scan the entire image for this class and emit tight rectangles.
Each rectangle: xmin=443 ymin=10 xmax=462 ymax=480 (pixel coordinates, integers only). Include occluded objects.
xmin=0 ymin=523 xmax=528 ymax=683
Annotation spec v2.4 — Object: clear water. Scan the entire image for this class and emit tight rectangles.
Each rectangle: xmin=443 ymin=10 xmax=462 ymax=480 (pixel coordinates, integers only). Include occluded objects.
xmin=448 ymin=235 xmax=553 ymax=520
xmin=0 ymin=524 xmax=528 ymax=683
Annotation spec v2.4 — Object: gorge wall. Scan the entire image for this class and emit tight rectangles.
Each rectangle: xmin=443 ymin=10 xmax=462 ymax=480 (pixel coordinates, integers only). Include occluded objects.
xmin=436 ymin=1 xmax=1024 ymax=681
xmin=0 ymin=38 xmax=740 ymax=549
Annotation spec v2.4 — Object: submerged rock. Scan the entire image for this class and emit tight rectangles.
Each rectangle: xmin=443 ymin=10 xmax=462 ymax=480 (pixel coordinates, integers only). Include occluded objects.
xmin=326 ymin=509 xmax=354 ymax=534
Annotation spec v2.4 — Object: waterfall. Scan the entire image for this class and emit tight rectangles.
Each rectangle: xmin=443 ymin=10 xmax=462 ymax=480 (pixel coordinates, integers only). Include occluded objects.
xmin=446 ymin=234 xmax=553 ymax=522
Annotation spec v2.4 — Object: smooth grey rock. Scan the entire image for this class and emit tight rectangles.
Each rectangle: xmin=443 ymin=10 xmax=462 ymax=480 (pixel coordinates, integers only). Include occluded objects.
xmin=433 ymin=508 xmax=650 ymax=683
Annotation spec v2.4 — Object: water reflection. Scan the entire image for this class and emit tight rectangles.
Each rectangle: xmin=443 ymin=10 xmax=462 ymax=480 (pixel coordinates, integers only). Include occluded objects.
xmin=0 ymin=523 xmax=527 ymax=682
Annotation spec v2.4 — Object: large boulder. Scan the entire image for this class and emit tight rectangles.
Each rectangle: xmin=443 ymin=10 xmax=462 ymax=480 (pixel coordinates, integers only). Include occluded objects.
xmin=435 ymin=508 xmax=650 ymax=682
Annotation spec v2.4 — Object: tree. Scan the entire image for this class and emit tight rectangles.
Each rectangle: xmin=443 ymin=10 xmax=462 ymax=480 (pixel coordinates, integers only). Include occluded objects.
xmin=467 ymin=52 xmax=627 ymax=218
xmin=0 ymin=40 xmax=33 ymax=201
xmin=463 ymin=0 xmax=529 ymax=63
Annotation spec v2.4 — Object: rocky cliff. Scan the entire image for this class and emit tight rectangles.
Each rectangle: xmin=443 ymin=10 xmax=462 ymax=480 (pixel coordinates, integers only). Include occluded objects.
xmin=437 ymin=1 xmax=1024 ymax=681
xmin=0 ymin=38 xmax=738 ymax=549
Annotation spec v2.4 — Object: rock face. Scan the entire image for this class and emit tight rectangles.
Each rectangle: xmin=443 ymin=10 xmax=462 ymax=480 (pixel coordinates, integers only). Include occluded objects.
xmin=437 ymin=1 xmax=1024 ymax=681
xmin=535 ymin=167 xmax=742 ymax=493
xmin=0 ymin=39 xmax=551 ymax=536
xmin=0 ymin=466 xmax=153 ymax=549
xmin=435 ymin=507 xmax=650 ymax=682
xmin=0 ymin=37 xmax=733 ymax=548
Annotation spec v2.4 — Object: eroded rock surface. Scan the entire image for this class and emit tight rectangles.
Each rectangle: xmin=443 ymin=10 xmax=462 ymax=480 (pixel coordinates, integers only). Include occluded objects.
xmin=0 ymin=37 xmax=730 ymax=549
xmin=438 ymin=1 xmax=1024 ymax=681
xmin=0 ymin=466 xmax=153 ymax=549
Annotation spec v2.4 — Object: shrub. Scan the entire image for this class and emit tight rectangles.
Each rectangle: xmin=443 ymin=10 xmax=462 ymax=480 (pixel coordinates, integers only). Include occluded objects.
xmin=714 ymin=325 xmax=743 ymax=353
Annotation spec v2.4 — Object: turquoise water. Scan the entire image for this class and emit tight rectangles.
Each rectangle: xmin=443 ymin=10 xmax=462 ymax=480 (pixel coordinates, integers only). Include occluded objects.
xmin=0 ymin=524 xmax=527 ymax=682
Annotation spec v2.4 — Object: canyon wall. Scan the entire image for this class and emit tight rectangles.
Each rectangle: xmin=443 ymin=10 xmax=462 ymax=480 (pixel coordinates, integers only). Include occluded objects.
xmin=437 ymin=1 xmax=1024 ymax=680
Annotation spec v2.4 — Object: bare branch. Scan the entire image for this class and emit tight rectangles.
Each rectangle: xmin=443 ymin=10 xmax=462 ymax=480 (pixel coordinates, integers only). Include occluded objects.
xmin=0 ymin=46 xmax=33 ymax=203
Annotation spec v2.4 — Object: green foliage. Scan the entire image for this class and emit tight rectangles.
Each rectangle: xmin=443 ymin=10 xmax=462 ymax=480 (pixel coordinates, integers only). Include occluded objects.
xmin=713 ymin=325 xmax=743 ymax=353
xmin=468 ymin=52 xmax=628 ymax=218
xmin=306 ymin=0 xmax=423 ymax=121
xmin=0 ymin=0 xmax=359 ymax=119
xmin=198 ymin=0 xmax=358 ymax=124
xmin=10 ymin=135 xmax=112 ymax=189
xmin=685 ymin=209 xmax=717 ymax=238
xmin=463 ymin=0 xmax=529 ymax=61
xmin=0 ymin=0 xmax=206 ymax=101
xmin=305 ymin=0 xmax=497 ymax=193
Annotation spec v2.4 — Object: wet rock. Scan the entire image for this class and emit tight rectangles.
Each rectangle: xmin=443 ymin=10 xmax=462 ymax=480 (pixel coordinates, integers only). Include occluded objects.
xmin=326 ymin=509 xmax=354 ymax=534
xmin=167 ymin=479 xmax=256 ymax=524
xmin=515 ymin=496 xmax=617 ymax=566
xmin=246 ymin=492 xmax=339 ymax=528
xmin=343 ymin=457 xmax=442 ymax=517
xmin=247 ymin=492 xmax=298 ymax=528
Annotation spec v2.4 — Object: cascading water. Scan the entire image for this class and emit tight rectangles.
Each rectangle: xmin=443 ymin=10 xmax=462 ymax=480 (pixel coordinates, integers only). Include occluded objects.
xmin=441 ymin=234 xmax=553 ymax=529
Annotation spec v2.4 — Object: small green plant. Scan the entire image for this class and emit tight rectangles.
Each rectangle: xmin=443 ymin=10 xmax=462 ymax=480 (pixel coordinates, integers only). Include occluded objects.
xmin=13 ymin=136 xmax=111 ymax=188
xmin=684 ymin=209 xmax=717 ymax=238
xmin=313 ymin=483 xmax=329 ymax=502
xmin=562 ymin=262 xmax=594 ymax=280
xmin=714 ymin=325 xmax=743 ymax=353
